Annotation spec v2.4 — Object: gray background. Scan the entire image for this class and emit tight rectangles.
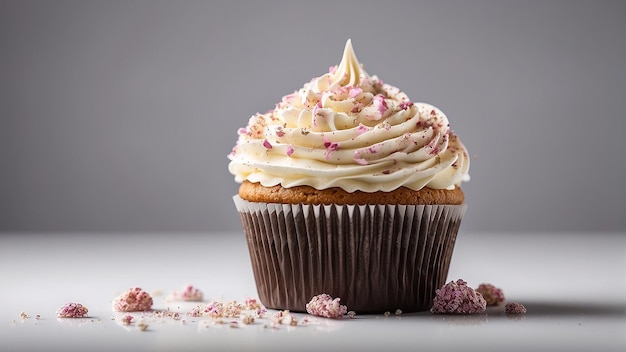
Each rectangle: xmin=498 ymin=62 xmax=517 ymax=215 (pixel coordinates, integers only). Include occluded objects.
xmin=1 ymin=0 xmax=624 ymax=234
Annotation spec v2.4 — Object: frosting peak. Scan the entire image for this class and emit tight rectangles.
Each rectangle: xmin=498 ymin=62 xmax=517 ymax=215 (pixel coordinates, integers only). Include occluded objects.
xmin=228 ymin=40 xmax=470 ymax=193
xmin=330 ymin=39 xmax=366 ymax=87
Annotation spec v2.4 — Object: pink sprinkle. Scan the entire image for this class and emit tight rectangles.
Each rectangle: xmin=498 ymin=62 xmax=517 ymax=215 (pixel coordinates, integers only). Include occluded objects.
xmin=323 ymin=136 xmax=332 ymax=148
xmin=349 ymin=87 xmax=363 ymax=98
xmin=56 ymin=303 xmax=89 ymax=318
xmin=399 ymin=101 xmax=413 ymax=110
xmin=276 ymin=129 xmax=285 ymax=138
xmin=355 ymin=124 xmax=368 ymax=136
xmin=237 ymin=127 xmax=248 ymax=135
xmin=373 ymin=94 xmax=388 ymax=116
xmin=329 ymin=65 xmax=336 ymax=74
xmin=353 ymin=150 xmax=368 ymax=165
xmin=312 ymin=108 xmax=319 ymax=127
xmin=286 ymin=145 xmax=295 ymax=157
xmin=323 ymin=137 xmax=340 ymax=160
xmin=262 ymin=139 xmax=273 ymax=149
xmin=112 ymin=287 xmax=153 ymax=312
xmin=306 ymin=294 xmax=347 ymax=319
xmin=427 ymin=138 xmax=440 ymax=155
xmin=476 ymin=283 xmax=505 ymax=306
xmin=430 ymin=279 xmax=486 ymax=314
xmin=505 ymin=302 xmax=527 ymax=314
xmin=327 ymin=142 xmax=339 ymax=151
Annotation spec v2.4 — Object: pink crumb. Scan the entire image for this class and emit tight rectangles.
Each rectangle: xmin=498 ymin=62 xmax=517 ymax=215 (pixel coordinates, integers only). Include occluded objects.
xmin=399 ymin=101 xmax=414 ymax=110
xmin=120 ymin=314 xmax=134 ymax=325
xmin=505 ymin=302 xmax=527 ymax=314
xmin=187 ymin=306 xmax=203 ymax=317
xmin=354 ymin=156 xmax=368 ymax=165
xmin=305 ymin=293 xmax=347 ymax=319
xmin=373 ymin=94 xmax=388 ymax=116
xmin=168 ymin=285 xmax=203 ymax=302
xmin=56 ymin=303 xmax=89 ymax=318
xmin=275 ymin=126 xmax=286 ymax=137
xmin=203 ymin=301 xmax=224 ymax=318
xmin=262 ymin=139 xmax=273 ymax=149
xmin=355 ymin=124 xmax=368 ymax=136
xmin=324 ymin=140 xmax=340 ymax=160
xmin=430 ymin=279 xmax=487 ymax=314
xmin=244 ymin=298 xmax=262 ymax=310
xmin=112 ymin=287 xmax=153 ymax=312
xmin=349 ymin=87 xmax=363 ymax=98
xmin=476 ymin=283 xmax=505 ymax=306
xmin=286 ymin=145 xmax=295 ymax=157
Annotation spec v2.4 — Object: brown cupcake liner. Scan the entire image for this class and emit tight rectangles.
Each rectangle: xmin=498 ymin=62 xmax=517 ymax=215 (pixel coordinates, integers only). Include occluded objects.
xmin=233 ymin=195 xmax=466 ymax=314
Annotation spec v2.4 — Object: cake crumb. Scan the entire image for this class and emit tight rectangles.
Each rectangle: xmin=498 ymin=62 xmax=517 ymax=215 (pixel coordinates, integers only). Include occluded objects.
xmin=505 ymin=302 xmax=527 ymax=314
xmin=56 ymin=303 xmax=89 ymax=318
xmin=166 ymin=285 xmax=203 ymax=302
xmin=137 ymin=321 xmax=149 ymax=331
xmin=476 ymin=283 xmax=505 ymax=306
xmin=20 ymin=312 xmax=29 ymax=319
xmin=241 ymin=315 xmax=255 ymax=324
xmin=187 ymin=306 xmax=203 ymax=317
xmin=222 ymin=300 xmax=243 ymax=318
xmin=430 ymin=279 xmax=487 ymax=314
xmin=255 ymin=307 xmax=268 ymax=318
xmin=305 ymin=294 xmax=348 ymax=319
xmin=112 ymin=287 xmax=153 ymax=312
xmin=244 ymin=297 xmax=262 ymax=310
xmin=347 ymin=311 xmax=356 ymax=318
xmin=120 ymin=314 xmax=134 ymax=325
xmin=204 ymin=301 xmax=224 ymax=318
xmin=383 ymin=311 xmax=391 ymax=317
xmin=287 ymin=315 xmax=298 ymax=326
xmin=395 ymin=309 xmax=403 ymax=316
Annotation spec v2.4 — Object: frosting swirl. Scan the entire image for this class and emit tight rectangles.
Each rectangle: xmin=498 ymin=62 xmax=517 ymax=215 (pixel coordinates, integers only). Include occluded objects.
xmin=228 ymin=39 xmax=469 ymax=193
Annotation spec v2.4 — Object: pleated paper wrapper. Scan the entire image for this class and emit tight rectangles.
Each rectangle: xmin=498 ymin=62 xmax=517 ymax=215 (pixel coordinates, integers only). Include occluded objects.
xmin=233 ymin=195 xmax=466 ymax=314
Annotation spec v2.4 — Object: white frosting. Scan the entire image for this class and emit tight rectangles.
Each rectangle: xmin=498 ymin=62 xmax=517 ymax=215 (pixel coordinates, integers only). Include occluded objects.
xmin=228 ymin=39 xmax=469 ymax=192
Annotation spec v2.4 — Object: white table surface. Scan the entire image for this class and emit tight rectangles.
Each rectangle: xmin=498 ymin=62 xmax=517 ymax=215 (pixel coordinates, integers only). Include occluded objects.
xmin=1 ymin=231 xmax=624 ymax=352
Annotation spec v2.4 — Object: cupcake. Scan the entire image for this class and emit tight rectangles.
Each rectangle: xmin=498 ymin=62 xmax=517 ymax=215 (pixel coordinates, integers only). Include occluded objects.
xmin=228 ymin=39 xmax=470 ymax=313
